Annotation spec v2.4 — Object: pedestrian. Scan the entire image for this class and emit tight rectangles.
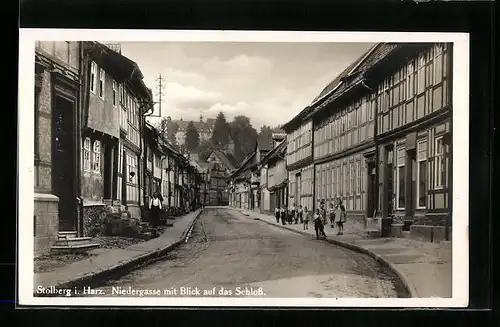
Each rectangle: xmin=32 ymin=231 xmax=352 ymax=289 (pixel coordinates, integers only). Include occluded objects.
xmin=275 ymin=205 xmax=281 ymax=223
xmin=336 ymin=198 xmax=346 ymax=235
xmin=313 ymin=208 xmax=327 ymax=240
xmin=298 ymin=205 xmax=304 ymax=224
xmin=289 ymin=203 xmax=295 ymax=224
xmin=280 ymin=206 xmax=287 ymax=225
xmin=149 ymin=192 xmax=162 ymax=238
xmin=328 ymin=202 xmax=336 ymax=228
xmin=320 ymin=200 xmax=327 ymax=226
xmin=303 ymin=206 xmax=309 ymax=230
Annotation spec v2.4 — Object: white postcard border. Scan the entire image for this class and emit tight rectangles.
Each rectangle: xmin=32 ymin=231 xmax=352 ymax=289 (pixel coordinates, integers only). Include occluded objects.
xmin=18 ymin=29 xmax=470 ymax=308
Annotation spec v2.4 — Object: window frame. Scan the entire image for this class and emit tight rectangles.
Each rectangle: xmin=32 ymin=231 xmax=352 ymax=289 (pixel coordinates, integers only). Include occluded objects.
xmin=416 ymin=139 xmax=428 ymax=209
xmin=99 ymin=68 xmax=105 ymax=99
xmin=90 ymin=62 xmax=97 ymax=94
xmin=112 ymin=80 xmax=118 ymax=107
xmin=434 ymin=136 xmax=445 ymax=189
xmin=83 ymin=137 xmax=91 ymax=172
xmin=396 ymin=146 xmax=406 ymax=210
xmin=92 ymin=140 xmax=101 ymax=173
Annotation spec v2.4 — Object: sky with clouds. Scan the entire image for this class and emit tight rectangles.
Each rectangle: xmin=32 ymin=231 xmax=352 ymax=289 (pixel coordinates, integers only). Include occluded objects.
xmin=119 ymin=42 xmax=375 ymax=130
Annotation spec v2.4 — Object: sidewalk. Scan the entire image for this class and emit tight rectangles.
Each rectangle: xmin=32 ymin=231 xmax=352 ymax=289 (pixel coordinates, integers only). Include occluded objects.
xmin=234 ymin=208 xmax=452 ymax=298
xmin=34 ymin=209 xmax=203 ymax=292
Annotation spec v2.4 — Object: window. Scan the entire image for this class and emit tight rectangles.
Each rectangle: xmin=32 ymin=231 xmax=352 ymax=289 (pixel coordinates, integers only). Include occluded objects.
xmin=126 ymin=153 xmax=138 ymax=184
xmin=90 ymin=62 xmax=97 ymax=94
xmin=99 ymin=68 xmax=105 ymax=99
xmin=92 ymin=140 xmax=101 ymax=173
xmin=120 ymin=107 xmax=127 ymax=128
xmin=155 ymin=155 xmax=161 ymax=168
xmin=356 ymin=160 xmax=361 ymax=195
xmin=83 ymin=137 xmax=91 ymax=171
xmin=113 ymin=81 xmax=117 ymax=106
xmin=416 ymin=140 xmax=428 ymax=208
xmin=434 ymin=136 xmax=445 ymax=188
xmin=396 ymin=146 xmax=406 ymax=209
xmin=417 ymin=55 xmax=426 ymax=94
xmin=118 ymin=143 xmax=123 ymax=174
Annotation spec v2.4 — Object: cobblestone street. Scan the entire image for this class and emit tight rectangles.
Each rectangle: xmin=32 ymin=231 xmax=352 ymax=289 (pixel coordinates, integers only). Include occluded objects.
xmin=92 ymin=208 xmax=408 ymax=298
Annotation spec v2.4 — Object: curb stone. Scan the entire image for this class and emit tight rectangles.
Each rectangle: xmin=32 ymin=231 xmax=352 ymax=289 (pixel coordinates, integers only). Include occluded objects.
xmin=254 ymin=216 xmax=419 ymax=298
xmin=34 ymin=209 xmax=205 ymax=295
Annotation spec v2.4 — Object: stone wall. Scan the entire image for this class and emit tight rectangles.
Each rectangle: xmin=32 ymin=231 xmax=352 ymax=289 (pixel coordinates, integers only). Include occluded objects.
xmin=127 ymin=204 xmax=141 ymax=219
xmin=34 ymin=194 xmax=59 ymax=258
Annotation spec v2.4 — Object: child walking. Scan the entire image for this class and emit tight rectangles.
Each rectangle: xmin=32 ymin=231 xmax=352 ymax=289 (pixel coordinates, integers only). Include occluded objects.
xmin=298 ymin=205 xmax=304 ymax=224
xmin=336 ymin=198 xmax=346 ymax=235
xmin=275 ymin=205 xmax=281 ymax=223
xmin=328 ymin=203 xmax=336 ymax=228
xmin=303 ymin=206 xmax=309 ymax=230
xmin=280 ymin=206 xmax=287 ymax=225
xmin=313 ymin=208 xmax=327 ymax=240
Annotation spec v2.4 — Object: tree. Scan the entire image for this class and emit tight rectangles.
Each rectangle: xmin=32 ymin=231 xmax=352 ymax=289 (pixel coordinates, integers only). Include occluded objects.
xmin=156 ymin=116 xmax=179 ymax=147
xmin=211 ymin=111 xmax=231 ymax=148
xmin=229 ymin=115 xmax=258 ymax=164
xmin=259 ymin=125 xmax=273 ymax=149
xmin=185 ymin=121 xmax=200 ymax=152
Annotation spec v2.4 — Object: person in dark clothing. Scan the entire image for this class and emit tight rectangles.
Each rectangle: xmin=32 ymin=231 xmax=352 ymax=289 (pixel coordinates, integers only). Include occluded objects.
xmin=275 ymin=205 xmax=281 ymax=223
xmin=281 ymin=207 xmax=287 ymax=225
xmin=291 ymin=203 xmax=297 ymax=224
xmin=149 ymin=192 xmax=162 ymax=238
xmin=313 ymin=209 xmax=327 ymax=240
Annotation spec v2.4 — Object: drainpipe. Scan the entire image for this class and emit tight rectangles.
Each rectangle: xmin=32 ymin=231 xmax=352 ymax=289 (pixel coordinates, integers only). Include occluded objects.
xmin=445 ymin=43 xmax=453 ymax=242
xmin=82 ymin=42 xmax=95 ymax=130
xmin=160 ymin=154 xmax=167 ymax=201
xmin=76 ymin=41 xmax=87 ymax=237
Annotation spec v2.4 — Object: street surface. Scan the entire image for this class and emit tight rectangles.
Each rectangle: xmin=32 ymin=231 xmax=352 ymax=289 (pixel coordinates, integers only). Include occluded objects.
xmin=91 ymin=208 xmax=407 ymax=298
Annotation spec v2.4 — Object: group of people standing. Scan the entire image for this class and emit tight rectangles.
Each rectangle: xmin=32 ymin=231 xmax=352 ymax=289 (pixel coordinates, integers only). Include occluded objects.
xmin=148 ymin=191 xmax=198 ymax=238
xmin=274 ymin=198 xmax=346 ymax=240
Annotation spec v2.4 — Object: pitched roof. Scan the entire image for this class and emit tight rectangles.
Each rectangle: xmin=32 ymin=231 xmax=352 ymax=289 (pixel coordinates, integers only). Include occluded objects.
xmin=305 ymin=43 xmax=401 ymax=120
xmin=89 ymin=42 xmax=152 ymax=103
xmin=229 ymin=151 xmax=256 ymax=178
xmin=174 ymin=119 xmax=215 ymax=133
xmin=259 ymin=139 xmax=286 ymax=166
xmin=282 ymin=44 xmax=380 ymax=132
xmin=210 ymin=150 xmax=236 ymax=171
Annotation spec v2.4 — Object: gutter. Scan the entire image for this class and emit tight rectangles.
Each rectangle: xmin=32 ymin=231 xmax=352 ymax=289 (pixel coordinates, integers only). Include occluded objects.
xmin=82 ymin=42 xmax=94 ymax=130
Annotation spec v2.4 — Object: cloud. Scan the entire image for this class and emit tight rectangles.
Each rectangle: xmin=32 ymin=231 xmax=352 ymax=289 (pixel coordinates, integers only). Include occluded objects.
xmin=201 ymin=54 xmax=273 ymax=76
xmin=205 ymin=101 xmax=250 ymax=120
xmin=164 ymin=82 xmax=223 ymax=110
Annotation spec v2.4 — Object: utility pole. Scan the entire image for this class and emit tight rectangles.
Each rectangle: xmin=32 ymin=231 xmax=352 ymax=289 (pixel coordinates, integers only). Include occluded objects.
xmin=148 ymin=74 xmax=165 ymax=118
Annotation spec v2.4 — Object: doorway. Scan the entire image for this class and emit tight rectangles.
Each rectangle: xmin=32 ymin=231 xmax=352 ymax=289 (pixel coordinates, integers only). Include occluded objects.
xmin=52 ymin=95 xmax=76 ymax=231
xmin=366 ymin=161 xmax=377 ymax=218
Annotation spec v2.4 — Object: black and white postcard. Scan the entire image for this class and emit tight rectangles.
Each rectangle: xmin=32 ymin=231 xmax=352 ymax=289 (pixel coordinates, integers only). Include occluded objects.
xmin=18 ymin=29 xmax=469 ymax=307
